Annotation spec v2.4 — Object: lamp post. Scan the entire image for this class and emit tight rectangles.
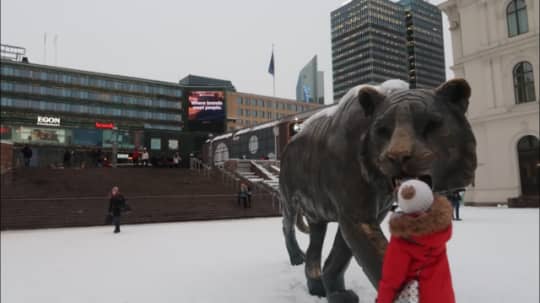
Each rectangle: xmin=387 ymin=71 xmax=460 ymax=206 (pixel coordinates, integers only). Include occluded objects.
xmin=272 ymin=126 xmax=279 ymax=160
xmin=112 ymin=126 xmax=118 ymax=168
xmin=208 ymin=133 xmax=214 ymax=167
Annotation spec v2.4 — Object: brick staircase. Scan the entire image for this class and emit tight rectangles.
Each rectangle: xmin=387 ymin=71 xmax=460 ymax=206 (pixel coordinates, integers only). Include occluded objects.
xmin=1 ymin=167 xmax=281 ymax=230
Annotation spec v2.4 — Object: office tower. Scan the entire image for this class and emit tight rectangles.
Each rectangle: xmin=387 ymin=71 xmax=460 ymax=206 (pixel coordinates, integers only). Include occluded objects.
xmin=330 ymin=0 xmax=446 ymax=100
xmin=331 ymin=0 xmax=408 ymax=101
xmin=296 ymin=55 xmax=325 ymax=104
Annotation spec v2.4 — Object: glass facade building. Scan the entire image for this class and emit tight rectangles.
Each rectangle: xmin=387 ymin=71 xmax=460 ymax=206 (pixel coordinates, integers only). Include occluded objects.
xmin=330 ymin=0 xmax=445 ymax=100
xmin=0 ymin=59 xmax=185 ymax=166
xmin=296 ymin=55 xmax=325 ymax=104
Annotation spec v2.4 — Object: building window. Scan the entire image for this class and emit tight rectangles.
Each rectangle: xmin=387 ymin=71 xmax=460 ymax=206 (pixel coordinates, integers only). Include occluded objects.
xmin=507 ymin=0 xmax=528 ymax=37
xmin=513 ymin=61 xmax=536 ymax=103
xmin=150 ymin=138 xmax=161 ymax=150
xmin=237 ymin=97 xmax=242 ymax=105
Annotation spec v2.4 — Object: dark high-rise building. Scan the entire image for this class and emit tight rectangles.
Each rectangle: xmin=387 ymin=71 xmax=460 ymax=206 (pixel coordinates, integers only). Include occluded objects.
xmin=400 ymin=0 xmax=445 ymax=88
xmin=330 ymin=0 xmax=445 ymax=101
xmin=331 ymin=0 xmax=408 ymax=101
xmin=296 ymin=55 xmax=325 ymax=104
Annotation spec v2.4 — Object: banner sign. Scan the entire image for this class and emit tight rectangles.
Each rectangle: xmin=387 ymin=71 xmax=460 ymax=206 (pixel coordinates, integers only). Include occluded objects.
xmin=37 ymin=116 xmax=61 ymax=127
xmin=187 ymin=91 xmax=225 ymax=121
xmin=95 ymin=122 xmax=115 ymax=129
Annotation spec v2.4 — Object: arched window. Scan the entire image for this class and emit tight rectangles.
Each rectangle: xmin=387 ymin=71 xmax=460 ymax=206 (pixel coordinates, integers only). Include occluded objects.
xmin=513 ymin=62 xmax=536 ymax=103
xmin=507 ymin=0 xmax=529 ymax=37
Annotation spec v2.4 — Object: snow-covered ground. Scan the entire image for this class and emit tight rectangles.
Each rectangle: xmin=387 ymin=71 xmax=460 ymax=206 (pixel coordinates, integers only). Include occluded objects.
xmin=1 ymin=207 xmax=538 ymax=303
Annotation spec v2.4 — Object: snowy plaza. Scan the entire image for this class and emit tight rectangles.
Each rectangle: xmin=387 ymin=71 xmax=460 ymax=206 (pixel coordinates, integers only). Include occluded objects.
xmin=1 ymin=206 xmax=538 ymax=303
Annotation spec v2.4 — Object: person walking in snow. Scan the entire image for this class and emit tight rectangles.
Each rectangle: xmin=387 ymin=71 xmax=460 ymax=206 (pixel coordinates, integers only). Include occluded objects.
xmin=448 ymin=189 xmax=464 ymax=221
xmin=376 ymin=179 xmax=455 ymax=303
xmin=108 ymin=186 xmax=127 ymax=233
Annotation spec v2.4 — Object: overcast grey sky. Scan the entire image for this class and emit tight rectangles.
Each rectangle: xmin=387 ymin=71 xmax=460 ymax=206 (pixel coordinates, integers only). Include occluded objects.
xmin=1 ymin=0 xmax=452 ymax=104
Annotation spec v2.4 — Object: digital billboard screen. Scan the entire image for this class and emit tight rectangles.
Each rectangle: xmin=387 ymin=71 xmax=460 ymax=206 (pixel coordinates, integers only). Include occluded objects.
xmin=188 ymin=91 xmax=225 ymax=121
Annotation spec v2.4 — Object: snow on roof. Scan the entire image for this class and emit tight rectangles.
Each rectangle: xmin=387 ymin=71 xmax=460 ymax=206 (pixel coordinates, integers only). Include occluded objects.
xmin=211 ymin=133 xmax=232 ymax=142
xmin=251 ymin=120 xmax=280 ymax=132
xmin=234 ymin=120 xmax=280 ymax=136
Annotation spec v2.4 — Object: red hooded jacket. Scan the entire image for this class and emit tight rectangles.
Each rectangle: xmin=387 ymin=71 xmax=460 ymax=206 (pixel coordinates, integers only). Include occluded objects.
xmin=377 ymin=196 xmax=455 ymax=303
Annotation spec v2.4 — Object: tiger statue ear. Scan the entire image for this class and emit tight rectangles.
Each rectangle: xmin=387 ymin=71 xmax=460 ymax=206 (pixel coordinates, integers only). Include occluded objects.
xmin=358 ymin=87 xmax=385 ymax=117
xmin=436 ymin=78 xmax=471 ymax=114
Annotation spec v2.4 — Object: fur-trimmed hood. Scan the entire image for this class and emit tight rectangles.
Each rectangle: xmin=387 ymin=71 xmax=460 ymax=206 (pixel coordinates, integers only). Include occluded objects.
xmin=389 ymin=195 xmax=453 ymax=240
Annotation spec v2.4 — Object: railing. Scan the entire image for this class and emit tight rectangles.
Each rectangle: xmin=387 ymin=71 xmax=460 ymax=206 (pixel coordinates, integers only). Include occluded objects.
xmin=269 ymin=165 xmax=280 ymax=174
xmin=247 ymin=160 xmax=281 ymax=211
xmin=250 ymin=161 xmax=278 ymax=181
xmin=190 ymin=158 xmax=212 ymax=177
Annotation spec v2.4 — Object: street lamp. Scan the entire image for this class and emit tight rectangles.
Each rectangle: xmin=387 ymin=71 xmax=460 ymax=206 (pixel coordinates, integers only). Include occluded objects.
xmin=208 ymin=133 xmax=214 ymax=167
xmin=272 ymin=126 xmax=279 ymax=160
xmin=112 ymin=126 xmax=118 ymax=168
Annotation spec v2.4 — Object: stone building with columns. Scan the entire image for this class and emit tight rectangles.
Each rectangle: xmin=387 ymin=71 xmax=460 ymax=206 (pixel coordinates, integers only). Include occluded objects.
xmin=439 ymin=0 xmax=539 ymax=205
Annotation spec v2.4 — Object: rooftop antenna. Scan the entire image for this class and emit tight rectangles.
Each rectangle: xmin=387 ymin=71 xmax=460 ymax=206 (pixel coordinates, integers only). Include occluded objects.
xmin=43 ymin=32 xmax=47 ymax=64
xmin=54 ymin=34 xmax=58 ymax=65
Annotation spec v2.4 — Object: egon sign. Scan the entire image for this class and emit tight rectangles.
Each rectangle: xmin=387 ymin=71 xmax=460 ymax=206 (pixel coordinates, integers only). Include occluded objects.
xmin=37 ymin=116 xmax=61 ymax=127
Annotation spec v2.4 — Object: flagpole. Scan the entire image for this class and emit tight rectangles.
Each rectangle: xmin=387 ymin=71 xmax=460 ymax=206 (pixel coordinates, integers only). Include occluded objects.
xmin=272 ymin=44 xmax=275 ymax=97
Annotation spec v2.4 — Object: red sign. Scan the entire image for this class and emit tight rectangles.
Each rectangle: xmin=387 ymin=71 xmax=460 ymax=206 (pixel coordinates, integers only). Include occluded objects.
xmin=95 ymin=122 xmax=114 ymax=129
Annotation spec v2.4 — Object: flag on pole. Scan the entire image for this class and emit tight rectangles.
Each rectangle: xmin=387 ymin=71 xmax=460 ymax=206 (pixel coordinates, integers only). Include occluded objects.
xmin=268 ymin=51 xmax=275 ymax=75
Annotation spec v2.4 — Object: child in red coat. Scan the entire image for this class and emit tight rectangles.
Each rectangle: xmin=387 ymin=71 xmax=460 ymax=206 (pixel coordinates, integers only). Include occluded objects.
xmin=377 ymin=179 xmax=455 ymax=303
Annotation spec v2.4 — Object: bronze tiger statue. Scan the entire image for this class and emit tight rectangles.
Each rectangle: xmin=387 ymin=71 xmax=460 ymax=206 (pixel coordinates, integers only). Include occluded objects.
xmin=279 ymin=79 xmax=477 ymax=303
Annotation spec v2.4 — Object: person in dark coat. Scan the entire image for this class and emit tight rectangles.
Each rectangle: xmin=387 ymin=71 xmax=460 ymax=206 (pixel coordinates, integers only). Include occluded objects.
xmin=237 ymin=182 xmax=249 ymax=208
xmin=377 ymin=180 xmax=455 ymax=303
xmin=95 ymin=149 xmax=103 ymax=167
xmin=448 ymin=189 xmax=464 ymax=221
xmin=246 ymin=184 xmax=252 ymax=208
xmin=63 ymin=149 xmax=72 ymax=168
xmin=108 ymin=186 xmax=126 ymax=233
xmin=21 ymin=145 xmax=33 ymax=167
xmin=132 ymin=148 xmax=140 ymax=167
